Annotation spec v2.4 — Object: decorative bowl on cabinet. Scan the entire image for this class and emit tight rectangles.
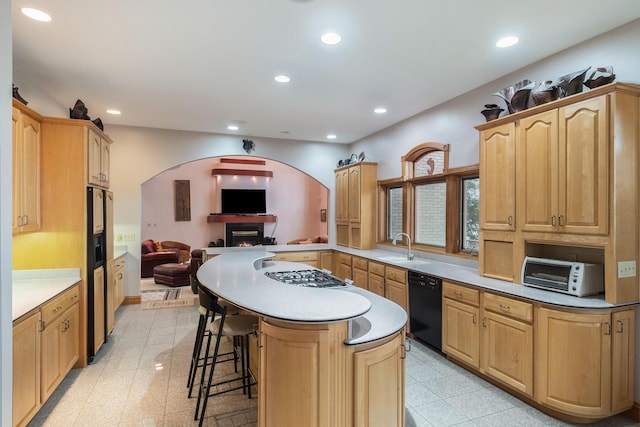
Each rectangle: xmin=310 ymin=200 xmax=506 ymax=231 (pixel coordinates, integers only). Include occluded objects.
xmin=494 ymin=79 xmax=536 ymax=113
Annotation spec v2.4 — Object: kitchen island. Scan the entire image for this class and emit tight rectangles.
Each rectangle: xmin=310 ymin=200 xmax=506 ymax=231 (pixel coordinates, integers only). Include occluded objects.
xmin=197 ymin=250 xmax=408 ymax=427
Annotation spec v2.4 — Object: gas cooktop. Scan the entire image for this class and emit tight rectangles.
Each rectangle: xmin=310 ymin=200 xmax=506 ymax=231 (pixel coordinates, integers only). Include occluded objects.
xmin=265 ymin=270 xmax=348 ymax=288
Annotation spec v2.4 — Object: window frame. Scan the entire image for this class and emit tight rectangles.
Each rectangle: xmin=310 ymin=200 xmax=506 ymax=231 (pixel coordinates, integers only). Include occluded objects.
xmin=377 ymin=141 xmax=479 ymax=258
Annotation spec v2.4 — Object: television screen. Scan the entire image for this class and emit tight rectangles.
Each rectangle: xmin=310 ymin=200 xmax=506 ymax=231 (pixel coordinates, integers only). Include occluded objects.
xmin=221 ymin=189 xmax=267 ymax=214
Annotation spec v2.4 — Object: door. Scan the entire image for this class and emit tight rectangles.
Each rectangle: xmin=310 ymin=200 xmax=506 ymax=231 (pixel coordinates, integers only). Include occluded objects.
xmin=558 ymin=96 xmax=609 ymax=235
xmin=611 ymin=309 xmax=634 ymax=412
xmin=442 ymin=298 xmax=480 ymax=368
xmin=93 ymin=266 xmax=106 ymax=354
xmin=479 ymin=122 xmax=516 ymax=231
xmin=93 ymin=189 xmax=104 ymax=234
xmin=13 ymin=312 xmax=41 ymax=427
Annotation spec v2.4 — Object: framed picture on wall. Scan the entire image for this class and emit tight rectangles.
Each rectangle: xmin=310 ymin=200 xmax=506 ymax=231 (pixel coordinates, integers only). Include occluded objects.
xmin=174 ymin=180 xmax=191 ymax=221
xmin=320 ymin=209 xmax=327 ymax=222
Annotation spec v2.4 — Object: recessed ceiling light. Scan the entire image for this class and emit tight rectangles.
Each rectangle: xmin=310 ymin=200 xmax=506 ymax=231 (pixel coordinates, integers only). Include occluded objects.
xmin=496 ymin=36 xmax=519 ymax=48
xmin=227 ymin=125 xmax=239 ymax=131
xmin=106 ymin=109 xmax=121 ymax=115
xmin=326 ymin=134 xmax=337 ymax=140
xmin=274 ymin=75 xmax=291 ymax=83
xmin=374 ymin=107 xmax=387 ymax=114
xmin=21 ymin=7 xmax=52 ymax=22
xmin=321 ymin=32 xmax=342 ymax=45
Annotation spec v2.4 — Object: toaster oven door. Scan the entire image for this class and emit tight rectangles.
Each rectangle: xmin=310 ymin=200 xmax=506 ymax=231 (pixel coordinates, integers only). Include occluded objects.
xmin=522 ymin=260 xmax=571 ymax=292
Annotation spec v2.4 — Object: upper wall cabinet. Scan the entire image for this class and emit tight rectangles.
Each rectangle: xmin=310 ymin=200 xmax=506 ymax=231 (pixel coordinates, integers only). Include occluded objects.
xmin=87 ymin=127 xmax=111 ymax=189
xmin=479 ymin=122 xmax=516 ymax=231
xmin=12 ymin=100 xmax=41 ymax=235
xmin=476 ymin=83 xmax=640 ymax=304
xmin=335 ymin=162 xmax=377 ymax=249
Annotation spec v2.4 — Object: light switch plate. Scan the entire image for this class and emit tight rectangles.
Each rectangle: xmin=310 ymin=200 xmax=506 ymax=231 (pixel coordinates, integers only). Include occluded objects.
xmin=617 ymin=261 xmax=636 ymax=278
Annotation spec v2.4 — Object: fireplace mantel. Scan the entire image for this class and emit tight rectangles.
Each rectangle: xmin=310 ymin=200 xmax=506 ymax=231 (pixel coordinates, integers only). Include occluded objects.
xmin=207 ymin=214 xmax=277 ymax=223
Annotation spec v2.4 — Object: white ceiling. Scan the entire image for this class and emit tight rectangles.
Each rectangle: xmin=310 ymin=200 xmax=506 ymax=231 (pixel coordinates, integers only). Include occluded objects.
xmin=11 ymin=0 xmax=640 ymax=144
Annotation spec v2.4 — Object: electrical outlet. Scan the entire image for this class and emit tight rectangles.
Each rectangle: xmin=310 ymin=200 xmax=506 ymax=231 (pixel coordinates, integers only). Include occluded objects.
xmin=116 ymin=233 xmax=123 ymax=242
xmin=617 ymin=261 xmax=636 ymax=278
xmin=123 ymin=233 xmax=135 ymax=241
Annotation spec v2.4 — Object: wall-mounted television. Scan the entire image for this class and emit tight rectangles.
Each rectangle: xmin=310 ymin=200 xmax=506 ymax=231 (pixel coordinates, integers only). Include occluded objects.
xmin=221 ymin=189 xmax=267 ymax=214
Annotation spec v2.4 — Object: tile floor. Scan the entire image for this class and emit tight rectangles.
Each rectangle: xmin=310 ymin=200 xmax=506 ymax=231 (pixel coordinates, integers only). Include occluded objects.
xmin=28 ymin=301 xmax=639 ymax=427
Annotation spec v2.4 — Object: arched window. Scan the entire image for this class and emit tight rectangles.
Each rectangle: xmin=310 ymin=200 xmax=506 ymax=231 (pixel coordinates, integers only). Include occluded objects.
xmin=378 ymin=142 xmax=479 ymax=256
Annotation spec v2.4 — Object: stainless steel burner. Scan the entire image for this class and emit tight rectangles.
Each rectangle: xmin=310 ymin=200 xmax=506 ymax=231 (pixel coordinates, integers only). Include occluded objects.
xmin=265 ymin=270 xmax=347 ymax=288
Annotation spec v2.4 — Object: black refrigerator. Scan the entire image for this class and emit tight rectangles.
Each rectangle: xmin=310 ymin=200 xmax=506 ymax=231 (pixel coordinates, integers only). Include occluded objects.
xmin=87 ymin=187 xmax=108 ymax=362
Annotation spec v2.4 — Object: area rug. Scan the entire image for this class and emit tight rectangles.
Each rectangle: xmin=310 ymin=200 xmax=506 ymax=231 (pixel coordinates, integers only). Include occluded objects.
xmin=141 ymin=287 xmax=197 ymax=310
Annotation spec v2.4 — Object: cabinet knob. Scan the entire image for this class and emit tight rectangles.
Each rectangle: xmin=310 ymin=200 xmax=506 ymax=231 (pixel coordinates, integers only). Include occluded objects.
xmin=551 ymin=215 xmax=557 ymax=226
xmin=507 ymin=215 xmax=513 ymax=226
xmin=616 ymin=320 xmax=624 ymax=333
xmin=558 ymin=214 xmax=564 ymax=226
xmin=499 ymin=303 xmax=511 ymax=311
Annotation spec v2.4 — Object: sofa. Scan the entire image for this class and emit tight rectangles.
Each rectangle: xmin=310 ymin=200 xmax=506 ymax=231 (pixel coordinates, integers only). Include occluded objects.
xmin=160 ymin=240 xmax=191 ymax=263
xmin=141 ymin=239 xmax=188 ymax=277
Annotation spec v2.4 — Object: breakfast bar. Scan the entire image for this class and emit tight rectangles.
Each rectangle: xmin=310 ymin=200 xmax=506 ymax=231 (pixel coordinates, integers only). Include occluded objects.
xmin=197 ymin=250 xmax=408 ymax=427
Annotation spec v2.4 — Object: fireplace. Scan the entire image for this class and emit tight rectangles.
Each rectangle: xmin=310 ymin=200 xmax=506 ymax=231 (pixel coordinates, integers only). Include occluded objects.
xmin=226 ymin=223 xmax=264 ymax=247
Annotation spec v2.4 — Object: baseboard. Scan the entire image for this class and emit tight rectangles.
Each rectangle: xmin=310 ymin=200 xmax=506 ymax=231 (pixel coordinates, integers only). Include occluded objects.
xmin=626 ymin=402 xmax=640 ymax=422
xmin=124 ymin=295 xmax=141 ymax=305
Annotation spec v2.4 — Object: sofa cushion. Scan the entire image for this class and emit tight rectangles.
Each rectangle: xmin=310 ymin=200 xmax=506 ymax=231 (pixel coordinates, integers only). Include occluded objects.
xmin=141 ymin=239 xmax=155 ymax=254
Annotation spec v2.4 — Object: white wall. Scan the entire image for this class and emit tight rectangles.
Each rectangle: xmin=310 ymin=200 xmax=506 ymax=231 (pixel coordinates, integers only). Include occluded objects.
xmin=1 ymin=0 xmax=12 ymax=423
xmin=140 ymin=157 xmax=329 ymax=248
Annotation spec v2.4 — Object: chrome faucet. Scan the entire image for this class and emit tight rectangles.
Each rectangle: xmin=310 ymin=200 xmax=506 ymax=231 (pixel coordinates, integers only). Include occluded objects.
xmin=392 ymin=232 xmax=414 ymax=261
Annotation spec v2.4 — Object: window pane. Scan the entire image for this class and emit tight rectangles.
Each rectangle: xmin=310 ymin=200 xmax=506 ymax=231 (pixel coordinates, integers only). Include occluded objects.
xmin=387 ymin=187 xmax=403 ymax=240
xmin=462 ymin=177 xmax=480 ymax=252
xmin=415 ymin=151 xmax=445 ymax=177
xmin=415 ymin=182 xmax=446 ymax=247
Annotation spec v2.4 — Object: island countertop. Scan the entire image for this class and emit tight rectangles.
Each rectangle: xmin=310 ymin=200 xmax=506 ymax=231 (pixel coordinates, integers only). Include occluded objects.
xmin=196 ymin=250 xmax=407 ymax=345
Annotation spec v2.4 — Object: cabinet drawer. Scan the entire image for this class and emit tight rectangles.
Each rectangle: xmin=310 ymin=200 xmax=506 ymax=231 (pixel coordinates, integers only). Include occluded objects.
xmin=338 ymin=253 xmax=352 ymax=266
xmin=115 ymin=257 xmax=125 ymax=270
xmin=483 ymin=292 xmax=533 ymax=322
xmin=443 ymin=282 xmax=479 ymax=306
xmin=274 ymin=251 xmax=318 ymax=262
xmin=352 ymin=256 xmax=368 ymax=270
xmin=41 ymin=284 xmax=80 ymax=326
xmin=385 ymin=266 xmax=406 ymax=284
xmin=368 ymin=261 xmax=385 ymax=277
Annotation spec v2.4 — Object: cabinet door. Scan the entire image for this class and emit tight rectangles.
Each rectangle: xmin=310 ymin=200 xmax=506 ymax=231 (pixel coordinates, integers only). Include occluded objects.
xmin=93 ymin=189 xmax=104 ymax=234
xmin=93 ymin=266 xmax=106 ymax=354
xmin=353 ymin=267 xmax=368 ymax=290
xmin=442 ymin=298 xmax=480 ymax=368
xmin=115 ymin=258 xmax=126 ymax=308
xmin=385 ymin=279 xmax=407 ymax=314
xmin=88 ymin=128 xmax=103 ymax=186
xmin=106 ymin=259 xmax=115 ymax=334
xmin=12 ymin=107 xmax=41 ymax=234
xmin=354 ymin=333 xmax=404 ymax=427
xmin=519 ymin=110 xmax=558 ymax=232
xmin=41 ymin=318 xmax=62 ymax=402
xmin=558 ymin=96 xmax=609 ymax=235
xmin=368 ymin=273 xmax=385 ymax=297
xmin=611 ymin=309 xmax=634 ymax=412
xmin=348 ymin=166 xmax=362 ymax=222
xmin=335 ymin=169 xmax=349 ymax=222
xmin=60 ymin=303 xmax=80 ymax=376
xmin=100 ymin=139 xmax=111 ymax=188
xmin=13 ymin=312 xmax=41 ymax=427
xmin=481 ymin=310 xmax=533 ymax=396
xmin=259 ymin=320 xmax=331 ymax=427
xmin=479 ymin=122 xmax=516 ymax=231
xmin=536 ymin=307 xmax=611 ymax=417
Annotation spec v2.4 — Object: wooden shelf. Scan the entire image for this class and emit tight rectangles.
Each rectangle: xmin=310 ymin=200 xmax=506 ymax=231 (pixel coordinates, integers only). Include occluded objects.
xmin=207 ymin=214 xmax=277 ymax=223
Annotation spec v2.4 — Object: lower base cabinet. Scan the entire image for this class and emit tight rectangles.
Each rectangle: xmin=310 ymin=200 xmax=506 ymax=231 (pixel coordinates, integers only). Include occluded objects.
xmin=536 ymin=307 xmax=635 ymax=420
xmin=13 ymin=312 xmax=41 ymax=427
xmin=13 ymin=283 xmax=80 ymax=427
xmin=442 ymin=280 xmax=635 ymax=423
xmin=258 ymin=318 xmax=405 ymax=427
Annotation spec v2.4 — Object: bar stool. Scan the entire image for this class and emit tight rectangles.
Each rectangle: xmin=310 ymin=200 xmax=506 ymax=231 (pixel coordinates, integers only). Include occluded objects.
xmin=193 ymin=283 xmax=258 ymax=426
xmin=186 ymin=275 xmax=241 ymax=398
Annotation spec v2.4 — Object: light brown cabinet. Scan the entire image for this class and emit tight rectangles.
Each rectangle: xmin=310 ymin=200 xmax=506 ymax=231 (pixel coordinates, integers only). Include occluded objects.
xmin=93 ymin=266 xmax=105 ymax=354
xmin=476 ymin=83 xmax=640 ymax=304
xmin=88 ymin=127 xmax=111 ymax=188
xmin=519 ymin=97 xmax=608 ymax=235
xmin=536 ymin=307 xmax=635 ymax=419
xmin=336 ymin=252 xmax=352 ymax=281
xmin=13 ymin=283 xmax=80 ymax=427
xmin=442 ymin=282 xmax=533 ymax=396
xmin=353 ymin=333 xmax=405 ymax=427
xmin=384 ymin=266 xmax=408 ymax=315
xmin=12 ymin=102 xmax=41 ymax=235
xmin=106 ymin=259 xmax=115 ymax=334
xmin=352 ymin=256 xmax=368 ymax=289
xmin=13 ymin=311 xmax=41 ymax=427
xmin=272 ymin=251 xmax=318 ymax=267
xmin=367 ymin=261 xmax=385 ymax=297
xmin=114 ymin=256 xmax=126 ymax=310
xmin=334 ymin=163 xmax=377 ymax=249
xmin=479 ymin=122 xmax=516 ymax=231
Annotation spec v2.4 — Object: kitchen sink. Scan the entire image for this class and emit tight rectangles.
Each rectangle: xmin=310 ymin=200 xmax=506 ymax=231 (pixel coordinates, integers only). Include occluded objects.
xmin=376 ymin=256 xmax=431 ymax=265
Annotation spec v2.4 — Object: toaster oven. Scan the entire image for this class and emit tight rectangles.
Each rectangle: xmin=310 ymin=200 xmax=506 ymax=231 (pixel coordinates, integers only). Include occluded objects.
xmin=521 ymin=256 xmax=604 ymax=297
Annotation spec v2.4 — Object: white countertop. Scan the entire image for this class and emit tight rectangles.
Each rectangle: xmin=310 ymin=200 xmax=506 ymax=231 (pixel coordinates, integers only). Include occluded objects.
xmin=205 ymin=244 xmax=636 ymax=309
xmin=197 ymin=250 xmax=408 ymax=344
xmin=12 ymin=269 xmax=82 ymax=321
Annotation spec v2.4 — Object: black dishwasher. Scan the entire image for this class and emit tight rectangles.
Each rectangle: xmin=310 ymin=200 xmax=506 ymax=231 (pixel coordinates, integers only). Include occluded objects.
xmin=408 ymin=270 xmax=442 ymax=352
